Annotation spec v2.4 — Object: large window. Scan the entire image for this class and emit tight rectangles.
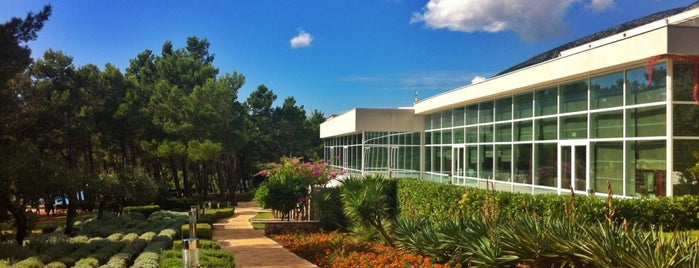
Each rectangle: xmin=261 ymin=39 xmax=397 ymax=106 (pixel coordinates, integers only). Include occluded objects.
xmin=514 ymin=144 xmax=533 ymax=184
xmin=495 ymin=145 xmax=512 ymax=181
xmin=535 ymin=118 xmax=557 ymax=140
xmin=627 ymin=63 xmax=666 ymax=105
xmin=626 ymin=140 xmax=666 ymax=197
xmin=479 ymin=101 xmax=494 ymax=123
xmin=591 ymin=142 xmax=623 ymax=194
xmin=495 ymin=123 xmax=512 ymax=142
xmin=560 ymin=80 xmax=588 ymax=113
xmin=515 ymin=120 xmax=533 ymax=141
xmin=626 ymin=106 xmax=666 ymax=137
xmin=496 ymin=97 xmax=512 ymax=121
xmin=514 ymin=93 xmax=533 ymax=119
xmin=534 ymin=143 xmax=557 ymax=187
xmin=591 ymin=111 xmax=623 ymax=138
xmin=590 ymin=72 xmax=623 ymax=109
xmin=536 ymin=87 xmax=558 ymax=116
xmin=560 ymin=114 xmax=588 ymax=139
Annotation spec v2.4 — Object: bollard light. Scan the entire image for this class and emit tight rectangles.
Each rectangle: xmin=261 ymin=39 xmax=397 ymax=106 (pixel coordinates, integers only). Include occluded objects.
xmin=182 ymin=238 xmax=200 ymax=268
xmin=188 ymin=206 xmax=197 ymax=239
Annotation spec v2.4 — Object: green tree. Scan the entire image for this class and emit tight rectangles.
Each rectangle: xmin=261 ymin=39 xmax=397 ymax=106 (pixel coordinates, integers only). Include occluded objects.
xmin=0 ymin=5 xmax=51 ymax=87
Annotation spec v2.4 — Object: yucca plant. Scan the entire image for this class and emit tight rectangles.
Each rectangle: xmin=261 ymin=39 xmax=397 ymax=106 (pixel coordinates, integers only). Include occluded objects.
xmin=394 ymin=217 xmax=449 ymax=262
xmin=312 ymin=187 xmax=347 ymax=231
xmin=540 ymin=217 xmax=584 ymax=267
xmin=615 ymin=228 xmax=681 ymax=268
xmin=574 ymin=222 xmax=631 ymax=267
xmin=341 ymin=174 xmax=397 ymax=247
xmin=500 ymin=214 xmax=558 ymax=267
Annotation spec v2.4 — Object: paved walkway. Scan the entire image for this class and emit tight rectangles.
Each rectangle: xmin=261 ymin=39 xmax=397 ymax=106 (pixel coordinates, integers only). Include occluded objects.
xmin=212 ymin=201 xmax=317 ymax=268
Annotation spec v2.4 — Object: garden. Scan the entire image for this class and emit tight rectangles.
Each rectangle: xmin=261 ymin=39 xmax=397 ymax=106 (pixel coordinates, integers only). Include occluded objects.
xmin=0 ymin=205 xmax=235 ymax=268
xmin=253 ymin=158 xmax=699 ymax=267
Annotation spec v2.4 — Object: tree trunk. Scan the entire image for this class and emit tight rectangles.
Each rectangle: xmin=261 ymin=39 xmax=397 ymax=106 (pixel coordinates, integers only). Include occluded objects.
xmin=169 ymin=156 xmax=180 ymax=196
xmin=182 ymin=157 xmax=190 ymax=197
xmin=64 ymin=194 xmax=78 ymax=235
xmin=226 ymin=154 xmax=238 ymax=205
xmin=2 ymin=200 xmax=28 ymax=245
xmin=216 ymin=161 xmax=227 ymax=201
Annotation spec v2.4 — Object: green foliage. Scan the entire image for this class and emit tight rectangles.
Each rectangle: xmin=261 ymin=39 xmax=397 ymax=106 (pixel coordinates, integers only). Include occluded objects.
xmin=311 ymin=187 xmax=347 ymax=231
xmin=181 ymin=223 xmax=213 ymax=240
xmin=235 ymin=191 xmax=256 ymax=202
xmin=172 ymin=239 xmax=221 ymax=250
xmin=159 ymin=249 xmax=234 ymax=268
xmin=396 ymin=178 xmax=699 ymax=230
xmin=9 ymin=257 xmax=43 ymax=268
xmin=341 ymin=175 xmax=397 ymax=247
xmin=255 ymin=175 xmax=306 ymax=219
xmin=72 ymin=257 xmax=99 ymax=268
xmin=122 ymin=205 xmax=161 ymax=218
xmin=43 ymin=262 xmax=66 ymax=268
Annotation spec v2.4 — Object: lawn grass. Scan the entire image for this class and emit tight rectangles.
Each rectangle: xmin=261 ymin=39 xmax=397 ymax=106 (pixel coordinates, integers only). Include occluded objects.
xmin=250 ymin=212 xmax=274 ymax=230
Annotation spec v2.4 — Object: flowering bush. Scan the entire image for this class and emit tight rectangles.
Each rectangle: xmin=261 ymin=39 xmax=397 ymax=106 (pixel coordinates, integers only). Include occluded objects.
xmin=256 ymin=157 xmax=344 ymax=220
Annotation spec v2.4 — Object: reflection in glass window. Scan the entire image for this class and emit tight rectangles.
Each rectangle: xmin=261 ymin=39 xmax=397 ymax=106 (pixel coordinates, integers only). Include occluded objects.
xmin=514 ymin=93 xmax=533 ymax=119
xmin=442 ymin=110 xmax=453 ymax=128
xmin=536 ymin=87 xmax=558 ymax=116
xmin=454 ymin=127 xmax=465 ymax=143
xmin=479 ymin=145 xmax=494 ymax=179
xmin=560 ymin=114 xmax=588 ymax=139
xmin=673 ymin=139 xmax=699 ymax=195
xmin=560 ymin=80 xmax=588 ymax=113
xmin=535 ymin=118 xmax=557 ymax=140
xmin=454 ymin=107 xmax=465 ymax=126
xmin=626 ymin=140 xmax=666 ymax=197
xmin=626 ymin=106 xmax=665 ymax=137
xmin=591 ymin=111 xmax=623 ymax=138
xmin=515 ymin=120 xmax=533 ymax=141
xmin=591 ymin=142 xmax=623 ymax=194
xmin=495 ymin=145 xmax=512 ymax=181
xmin=627 ymin=63 xmax=666 ymax=105
xmin=466 ymin=104 xmax=479 ymax=125
xmin=480 ymin=101 xmax=494 ymax=123
xmin=673 ymin=104 xmax=699 ymax=136
xmin=514 ymin=144 xmax=533 ymax=184
xmin=496 ymin=97 xmax=512 ymax=121
xmin=466 ymin=127 xmax=478 ymax=143
xmin=534 ymin=143 xmax=557 ymax=187
xmin=496 ymin=123 xmax=512 ymax=142
xmin=590 ymin=71 xmax=623 ymax=109
xmin=480 ymin=125 xmax=493 ymax=142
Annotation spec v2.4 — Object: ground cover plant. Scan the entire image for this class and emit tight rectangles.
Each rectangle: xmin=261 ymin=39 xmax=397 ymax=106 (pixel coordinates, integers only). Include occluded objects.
xmin=0 ymin=209 xmax=236 ymax=267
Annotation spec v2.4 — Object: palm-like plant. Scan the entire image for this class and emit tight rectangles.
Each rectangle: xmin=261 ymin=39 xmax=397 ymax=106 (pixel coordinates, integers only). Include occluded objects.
xmin=341 ymin=174 xmax=397 ymax=247
xmin=311 ymin=187 xmax=347 ymax=231
xmin=500 ymin=214 xmax=556 ymax=267
xmin=394 ymin=217 xmax=449 ymax=262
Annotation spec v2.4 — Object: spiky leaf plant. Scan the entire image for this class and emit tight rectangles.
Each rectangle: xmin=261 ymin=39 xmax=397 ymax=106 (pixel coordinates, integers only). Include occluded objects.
xmin=500 ymin=214 xmax=557 ymax=266
xmin=341 ymin=174 xmax=397 ymax=247
xmin=574 ymin=222 xmax=631 ymax=267
xmin=394 ymin=217 xmax=448 ymax=262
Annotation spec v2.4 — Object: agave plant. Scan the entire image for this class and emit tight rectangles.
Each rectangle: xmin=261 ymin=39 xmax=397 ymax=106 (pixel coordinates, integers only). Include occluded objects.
xmin=615 ymin=228 xmax=681 ymax=268
xmin=540 ymin=217 xmax=585 ymax=267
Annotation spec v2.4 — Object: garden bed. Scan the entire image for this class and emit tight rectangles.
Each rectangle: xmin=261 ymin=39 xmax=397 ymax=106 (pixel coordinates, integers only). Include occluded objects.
xmin=249 ymin=219 xmax=320 ymax=235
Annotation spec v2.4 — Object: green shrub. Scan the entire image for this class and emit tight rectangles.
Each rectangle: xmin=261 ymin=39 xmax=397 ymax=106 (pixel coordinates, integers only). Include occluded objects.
xmin=159 ymin=249 xmax=234 ymax=268
xmin=181 ymin=223 xmax=213 ymax=240
xmin=10 ymin=257 xmax=44 ymax=268
xmin=41 ymin=225 xmax=58 ymax=234
xmin=43 ymin=262 xmax=66 ymax=268
xmin=123 ymin=205 xmax=160 ymax=218
xmin=73 ymin=257 xmax=99 ymax=268
xmin=172 ymin=239 xmax=221 ymax=250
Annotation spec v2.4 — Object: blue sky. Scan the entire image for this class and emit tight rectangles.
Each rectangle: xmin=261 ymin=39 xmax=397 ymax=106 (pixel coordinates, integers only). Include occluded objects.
xmin=2 ymin=0 xmax=695 ymax=116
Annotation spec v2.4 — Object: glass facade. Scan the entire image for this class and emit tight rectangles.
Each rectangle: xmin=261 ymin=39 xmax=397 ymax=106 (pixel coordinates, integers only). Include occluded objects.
xmin=422 ymin=61 xmax=689 ymax=197
xmin=323 ymin=60 xmax=699 ymax=197
xmin=324 ymin=131 xmax=421 ymax=178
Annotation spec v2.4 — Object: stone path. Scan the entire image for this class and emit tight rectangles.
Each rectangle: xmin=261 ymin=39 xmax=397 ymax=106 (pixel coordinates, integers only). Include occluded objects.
xmin=212 ymin=201 xmax=317 ymax=268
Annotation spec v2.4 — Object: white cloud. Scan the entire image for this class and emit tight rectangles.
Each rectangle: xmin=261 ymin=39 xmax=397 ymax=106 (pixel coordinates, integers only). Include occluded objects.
xmin=342 ymin=70 xmax=491 ymax=92
xmin=290 ymin=30 xmax=313 ymax=48
xmin=471 ymin=76 xmax=487 ymax=84
xmin=588 ymin=0 xmax=615 ymax=11
xmin=411 ymin=0 xmax=613 ymax=42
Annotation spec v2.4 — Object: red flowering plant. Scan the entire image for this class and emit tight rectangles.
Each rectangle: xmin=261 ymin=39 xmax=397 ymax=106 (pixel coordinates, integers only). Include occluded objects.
xmin=255 ymin=157 xmax=343 ymax=220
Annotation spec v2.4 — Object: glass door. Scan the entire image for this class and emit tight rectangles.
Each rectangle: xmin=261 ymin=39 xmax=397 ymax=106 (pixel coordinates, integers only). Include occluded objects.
xmin=452 ymin=146 xmax=465 ymax=184
xmin=559 ymin=142 xmax=587 ymax=193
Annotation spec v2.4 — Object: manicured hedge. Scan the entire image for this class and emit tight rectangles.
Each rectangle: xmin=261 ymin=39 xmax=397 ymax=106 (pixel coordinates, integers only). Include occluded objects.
xmin=123 ymin=205 xmax=161 ymax=218
xmin=159 ymin=249 xmax=234 ymax=268
xmin=396 ymin=178 xmax=699 ymax=230
xmin=181 ymin=223 xmax=213 ymax=240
